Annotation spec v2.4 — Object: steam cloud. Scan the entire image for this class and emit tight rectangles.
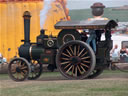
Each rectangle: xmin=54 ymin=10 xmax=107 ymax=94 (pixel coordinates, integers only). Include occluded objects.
xmin=40 ymin=0 xmax=55 ymax=29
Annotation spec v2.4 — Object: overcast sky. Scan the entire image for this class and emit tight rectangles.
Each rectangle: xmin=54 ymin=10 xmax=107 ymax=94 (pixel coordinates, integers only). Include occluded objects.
xmin=67 ymin=0 xmax=128 ymax=9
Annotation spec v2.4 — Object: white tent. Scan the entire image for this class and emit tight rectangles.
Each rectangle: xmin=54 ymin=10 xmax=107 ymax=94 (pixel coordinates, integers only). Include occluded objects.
xmin=101 ymin=34 xmax=128 ymax=50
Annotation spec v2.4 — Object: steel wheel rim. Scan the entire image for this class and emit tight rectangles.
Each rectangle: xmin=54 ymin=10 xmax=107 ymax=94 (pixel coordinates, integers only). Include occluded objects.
xmin=8 ymin=58 xmax=30 ymax=81
xmin=56 ymin=41 xmax=96 ymax=79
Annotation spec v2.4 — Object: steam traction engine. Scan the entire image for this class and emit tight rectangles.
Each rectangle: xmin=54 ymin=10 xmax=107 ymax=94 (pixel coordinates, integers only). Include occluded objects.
xmin=8 ymin=11 xmax=118 ymax=81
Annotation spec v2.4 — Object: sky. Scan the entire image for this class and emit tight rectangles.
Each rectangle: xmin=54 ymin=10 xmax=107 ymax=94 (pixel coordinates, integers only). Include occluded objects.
xmin=67 ymin=0 xmax=128 ymax=9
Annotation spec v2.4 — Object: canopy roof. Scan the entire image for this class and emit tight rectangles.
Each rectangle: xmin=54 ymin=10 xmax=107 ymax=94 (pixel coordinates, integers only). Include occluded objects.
xmin=55 ymin=20 xmax=118 ymax=30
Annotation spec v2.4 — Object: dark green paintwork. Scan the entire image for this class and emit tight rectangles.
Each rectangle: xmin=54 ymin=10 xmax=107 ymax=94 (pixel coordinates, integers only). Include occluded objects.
xmin=31 ymin=45 xmax=45 ymax=60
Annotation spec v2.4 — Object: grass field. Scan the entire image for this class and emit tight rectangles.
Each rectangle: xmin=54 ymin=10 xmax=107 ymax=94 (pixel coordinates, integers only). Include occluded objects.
xmin=0 ymin=70 xmax=128 ymax=96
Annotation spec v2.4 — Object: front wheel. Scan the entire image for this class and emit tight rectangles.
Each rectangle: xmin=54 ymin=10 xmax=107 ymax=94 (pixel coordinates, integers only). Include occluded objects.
xmin=8 ymin=57 xmax=30 ymax=81
xmin=56 ymin=40 xmax=96 ymax=80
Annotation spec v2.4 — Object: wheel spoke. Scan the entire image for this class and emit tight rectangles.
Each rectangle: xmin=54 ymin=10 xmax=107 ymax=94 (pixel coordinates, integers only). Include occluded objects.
xmin=12 ymin=64 xmax=17 ymax=68
xmin=21 ymin=62 xmax=25 ymax=67
xmin=17 ymin=61 xmax=21 ymax=67
xmin=81 ymin=63 xmax=90 ymax=68
xmin=66 ymin=65 xmax=73 ymax=73
xmin=82 ymin=60 xmax=90 ymax=63
xmin=61 ymin=58 xmax=69 ymax=60
xmin=11 ymin=68 xmax=16 ymax=73
xmin=75 ymin=66 xmax=78 ymax=76
xmin=72 ymin=65 xmax=75 ymax=76
xmin=81 ymin=56 xmax=90 ymax=60
xmin=77 ymin=45 xmax=80 ymax=56
xmin=74 ymin=46 xmax=77 ymax=56
xmin=77 ymin=65 xmax=82 ymax=74
xmin=61 ymin=61 xmax=70 ymax=65
xmin=17 ymin=73 xmax=19 ymax=79
xmin=22 ymin=70 xmax=27 ymax=73
xmin=21 ymin=72 xmax=25 ymax=76
xmin=69 ymin=46 xmax=74 ymax=55
xmin=80 ymin=65 xmax=86 ymax=72
xmin=78 ymin=48 xmax=85 ymax=57
xmin=20 ymin=66 xmax=27 ymax=70
xmin=62 ymin=52 xmax=70 ymax=57
xmin=80 ymin=51 xmax=88 ymax=57
xmin=19 ymin=61 xmax=22 ymax=67
xmin=20 ymin=72 xmax=25 ymax=78
xmin=64 ymin=63 xmax=71 ymax=69
xmin=11 ymin=65 xmax=16 ymax=73
xmin=66 ymin=49 xmax=72 ymax=56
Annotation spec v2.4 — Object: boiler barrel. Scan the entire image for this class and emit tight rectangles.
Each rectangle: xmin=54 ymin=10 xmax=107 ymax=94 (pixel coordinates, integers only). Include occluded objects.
xmin=30 ymin=45 xmax=45 ymax=60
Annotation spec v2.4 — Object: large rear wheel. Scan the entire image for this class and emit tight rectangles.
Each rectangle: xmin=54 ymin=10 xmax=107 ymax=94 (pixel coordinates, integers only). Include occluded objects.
xmin=56 ymin=40 xmax=96 ymax=79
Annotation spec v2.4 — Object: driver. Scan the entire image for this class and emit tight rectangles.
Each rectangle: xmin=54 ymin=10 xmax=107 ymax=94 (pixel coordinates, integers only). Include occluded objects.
xmin=86 ymin=2 xmax=108 ymax=53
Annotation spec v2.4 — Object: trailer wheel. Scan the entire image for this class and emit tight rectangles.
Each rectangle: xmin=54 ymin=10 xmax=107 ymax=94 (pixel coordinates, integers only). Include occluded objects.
xmin=87 ymin=69 xmax=103 ymax=79
xmin=8 ymin=57 xmax=30 ymax=81
xmin=56 ymin=40 xmax=96 ymax=79
xmin=28 ymin=60 xmax=42 ymax=80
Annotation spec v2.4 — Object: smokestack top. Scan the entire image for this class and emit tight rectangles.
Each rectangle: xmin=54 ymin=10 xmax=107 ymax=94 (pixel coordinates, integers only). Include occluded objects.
xmin=23 ymin=11 xmax=31 ymax=19
xmin=40 ymin=29 xmax=45 ymax=35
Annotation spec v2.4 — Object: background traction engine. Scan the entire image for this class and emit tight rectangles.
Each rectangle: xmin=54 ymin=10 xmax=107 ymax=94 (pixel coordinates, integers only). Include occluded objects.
xmin=8 ymin=11 xmax=118 ymax=81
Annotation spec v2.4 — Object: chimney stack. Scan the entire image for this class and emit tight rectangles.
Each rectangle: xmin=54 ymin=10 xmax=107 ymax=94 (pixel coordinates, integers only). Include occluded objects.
xmin=23 ymin=11 xmax=31 ymax=45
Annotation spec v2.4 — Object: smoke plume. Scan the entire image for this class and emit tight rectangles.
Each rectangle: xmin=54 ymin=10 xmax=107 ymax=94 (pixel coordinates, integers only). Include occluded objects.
xmin=40 ymin=0 xmax=55 ymax=29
